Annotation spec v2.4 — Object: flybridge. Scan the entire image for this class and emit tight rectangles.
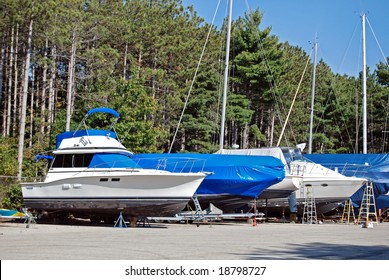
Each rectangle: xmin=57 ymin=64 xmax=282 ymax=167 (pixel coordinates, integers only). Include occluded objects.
xmin=56 ymin=129 xmax=117 ymax=149
xmin=56 ymin=107 xmax=121 ymax=148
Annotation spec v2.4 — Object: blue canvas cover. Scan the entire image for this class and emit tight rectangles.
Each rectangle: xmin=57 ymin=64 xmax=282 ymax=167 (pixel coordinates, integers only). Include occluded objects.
xmin=305 ymin=154 xmax=389 ymax=209
xmin=87 ymin=107 xmax=120 ymax=119
xmin=132 ymin=153 xmax=285 ymax=198
xmin=56 ymin=129 xmax=117 ymax=148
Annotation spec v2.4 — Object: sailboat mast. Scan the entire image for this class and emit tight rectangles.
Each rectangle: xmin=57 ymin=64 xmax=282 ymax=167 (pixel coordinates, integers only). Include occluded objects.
xmin=308 ymin=36 xmax=318 ymax=154
xmin=362 ymin=13 xmax=368 ymax=154
xmin=219 ymin=0 xmax=233 ymax=150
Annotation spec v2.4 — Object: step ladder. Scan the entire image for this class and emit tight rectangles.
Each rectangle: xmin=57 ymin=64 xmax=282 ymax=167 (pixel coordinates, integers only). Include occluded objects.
xmin=191 ymin=194 xmax=206 ymax=223
xmin=302 ymin=185 xmax=317 ymax=224
xmin=341 ymin=198 xmax=356 ymax=224
xmin=357 ymin=181 xmax=378 ymax=225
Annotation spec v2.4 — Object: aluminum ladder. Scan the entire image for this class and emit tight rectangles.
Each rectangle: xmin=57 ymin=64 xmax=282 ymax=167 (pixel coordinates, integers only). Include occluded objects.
xmin=357 ymin=182 xmax=378 ymax=225
xmin=302 ymin=185 xmax=317 ymax=224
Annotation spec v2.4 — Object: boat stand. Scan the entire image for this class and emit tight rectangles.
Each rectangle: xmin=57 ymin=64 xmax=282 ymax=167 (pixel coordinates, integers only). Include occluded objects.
xmin=137 ymin=217 xmax=150 ymax=227
xmin=114 ymin=212 xmax=127 ymax=228
xmin=22 ymin=208 xmax=37 ymax=228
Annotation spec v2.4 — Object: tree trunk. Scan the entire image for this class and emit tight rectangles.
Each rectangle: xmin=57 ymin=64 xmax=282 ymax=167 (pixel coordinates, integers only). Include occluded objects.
xmin=0 ymin=33 xmax=5 ymax=105
xmin=12 ymin=24 xmax=19 ymax=136
xmin=17 ymin=19 xmax=33 ymax=181
xmin=41 ymin=38 xmax=48 ymax=135
xmin=137 ymin=49 xmax=142 ymax=79
xmin=6 ymin=25 xmax=14 ymax=136
xmin=242 ymin=123 xmax=249 ymax=149
xmin=0 ymin=33 xmax=6 ymax=136
xmin=270 ymin=108 xmax=275 ymax=147
xmin=48 ymin=45 xmax=56 ymax=135
xmin=66 ymin=31 xmax=76 ymax=132
xmin=123 ymin=43 xmax=128 ymax=80
xmin=29 ymin=65 xmax=35 ymax=147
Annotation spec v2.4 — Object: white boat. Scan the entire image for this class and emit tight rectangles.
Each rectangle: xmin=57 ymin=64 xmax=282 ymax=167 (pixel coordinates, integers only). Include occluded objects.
xmin=217 ymin=147 xmax=367 ymax=214
xmin=21 ymin=108 xmax=206 ymax=222
xmin=216 ymin=147 xmax=301 ymax=199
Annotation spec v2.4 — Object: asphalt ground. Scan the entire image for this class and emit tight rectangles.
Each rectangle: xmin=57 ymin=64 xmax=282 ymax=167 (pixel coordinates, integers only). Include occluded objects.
xmin=1 ymin=220 xmax=389 ymax=260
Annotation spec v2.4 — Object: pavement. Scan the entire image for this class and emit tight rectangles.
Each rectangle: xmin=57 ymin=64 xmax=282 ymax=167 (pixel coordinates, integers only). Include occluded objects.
xmin=1 ymin=220 xmax=389 ymax=260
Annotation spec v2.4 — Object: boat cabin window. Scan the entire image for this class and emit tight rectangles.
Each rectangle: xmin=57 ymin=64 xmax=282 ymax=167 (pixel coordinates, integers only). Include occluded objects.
xmin=52 ymin=154 xmax=93 ymax=168
xmin=51 ymin=153 xmax=139 ymax=169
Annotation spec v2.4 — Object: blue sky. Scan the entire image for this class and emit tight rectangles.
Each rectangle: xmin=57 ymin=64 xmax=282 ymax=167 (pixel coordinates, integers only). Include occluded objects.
xmin=182 ymin=0 xmax=389 ymax=77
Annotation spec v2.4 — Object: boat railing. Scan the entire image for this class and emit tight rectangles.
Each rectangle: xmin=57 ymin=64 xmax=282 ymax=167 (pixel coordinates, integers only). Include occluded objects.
xmin=325 ymin=162 xmax=371 ymax=178
xmin=133 ymin=157 xmax=207 ymax=173
xmin=291 ymin=161 xmax=371 ymax=178
xmin=39 ymin=157 xmax=207 ymax=176
xmin=289 ymin=163 xmax=306 ymax=176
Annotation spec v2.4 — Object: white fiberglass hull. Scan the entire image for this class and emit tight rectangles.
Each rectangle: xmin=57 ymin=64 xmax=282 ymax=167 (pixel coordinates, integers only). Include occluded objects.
xmin=22 ymin=168 xmax=205 ymax=217
xmin=257 ymin=175 xmax=301 ymax=199
xmin=295 ymin=176 xmax=367 ymax=202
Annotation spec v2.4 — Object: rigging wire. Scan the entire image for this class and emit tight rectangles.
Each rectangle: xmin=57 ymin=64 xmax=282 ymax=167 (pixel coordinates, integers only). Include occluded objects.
xmin=366 ymin=16 xmax=389 ymax=67
xmin=366 ymin=15 xmax=389 ymax=152
xmin=168 ymin=0 xmax=221 ymax=153
xmin=243 ymin=0 xmax=292 ymax=147
xmin=312 ymin=19 xmax=359 ymax=153
xmin=334 ymin=18 xmax=360 ymax=76
xmin=314 ymin=43 xmax=357 ymax=154
xmin=312 ymin=15 xmax=370 ymax=154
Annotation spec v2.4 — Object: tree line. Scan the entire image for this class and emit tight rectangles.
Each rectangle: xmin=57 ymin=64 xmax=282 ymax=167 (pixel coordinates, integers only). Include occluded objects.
xmin=0 ymin=0 xmax=389 ymax=183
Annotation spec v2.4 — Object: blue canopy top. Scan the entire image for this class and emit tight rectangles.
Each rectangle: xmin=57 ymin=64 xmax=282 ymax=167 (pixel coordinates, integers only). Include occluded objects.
xmin=86 ymin=107 xmax=120 ymax=119
xmin=55 ymin=129 xmax=117 ymax=148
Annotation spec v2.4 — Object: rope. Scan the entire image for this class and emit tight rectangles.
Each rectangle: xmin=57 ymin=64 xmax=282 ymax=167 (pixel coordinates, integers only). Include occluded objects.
xmin=243 ymin=1 xmax=292 ymax=147
xmin=276 ymin=50 xmax=312 ymax=147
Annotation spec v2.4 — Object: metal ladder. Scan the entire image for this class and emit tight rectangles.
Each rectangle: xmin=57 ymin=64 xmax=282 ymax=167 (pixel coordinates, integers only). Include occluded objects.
xmin=302 ymin=185 xmax=317 ymax=224
xmin=357 ymin=181 xmax=378 ymax=225
xmin=191 ymin=194 xmax=206 ymax=223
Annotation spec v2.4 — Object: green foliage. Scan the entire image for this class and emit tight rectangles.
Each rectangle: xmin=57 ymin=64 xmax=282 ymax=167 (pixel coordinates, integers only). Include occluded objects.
xmin=0 ymin=137 xmax=18 ymax=176
xmin=111 ymin=79 xmax=166 ymax=153
xmin=1 ymin=184 xmax=23 ymax=210
xmin=0 ymin=0 xmax=389 ymax=160
xmin=376 ymin=60 xmax=389 ymax=86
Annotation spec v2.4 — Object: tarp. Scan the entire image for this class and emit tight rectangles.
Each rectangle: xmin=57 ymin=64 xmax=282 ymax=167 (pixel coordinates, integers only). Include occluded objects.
xmin=132 ymin=153 xmax=285 ymax=198
xmin=0 ymin=209 xmax=25 ymax=218
xmin=217 ymin=148 xmax=288 ymax=165
xmin=305 ymin=154 xmax=389 ymax=209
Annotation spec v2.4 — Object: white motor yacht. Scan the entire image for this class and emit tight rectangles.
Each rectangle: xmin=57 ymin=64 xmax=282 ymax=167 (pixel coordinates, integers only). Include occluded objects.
xmin=21 ymin=108 xmax=206 ymax=222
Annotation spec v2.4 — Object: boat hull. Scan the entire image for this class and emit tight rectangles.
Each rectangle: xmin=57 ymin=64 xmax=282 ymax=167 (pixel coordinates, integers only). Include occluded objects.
xmin=295 ymin=176 xmax=367 ymax=202
xmin=22 ymin=169 xmax=205 ymax=218
xmin=22 ymin=197 xmax=190 ymax=218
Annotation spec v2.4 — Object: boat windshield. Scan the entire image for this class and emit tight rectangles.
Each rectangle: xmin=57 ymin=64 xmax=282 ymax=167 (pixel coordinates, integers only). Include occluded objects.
xmin=89 ymin=153 xmax=140 ymax=168
xmin=280 ymin=147 xmax=307 ymax=165
xmin=51 ymin=153 xmax=140 ymax=169
xmin=291 ymin=148 xmax=304 ymax=161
